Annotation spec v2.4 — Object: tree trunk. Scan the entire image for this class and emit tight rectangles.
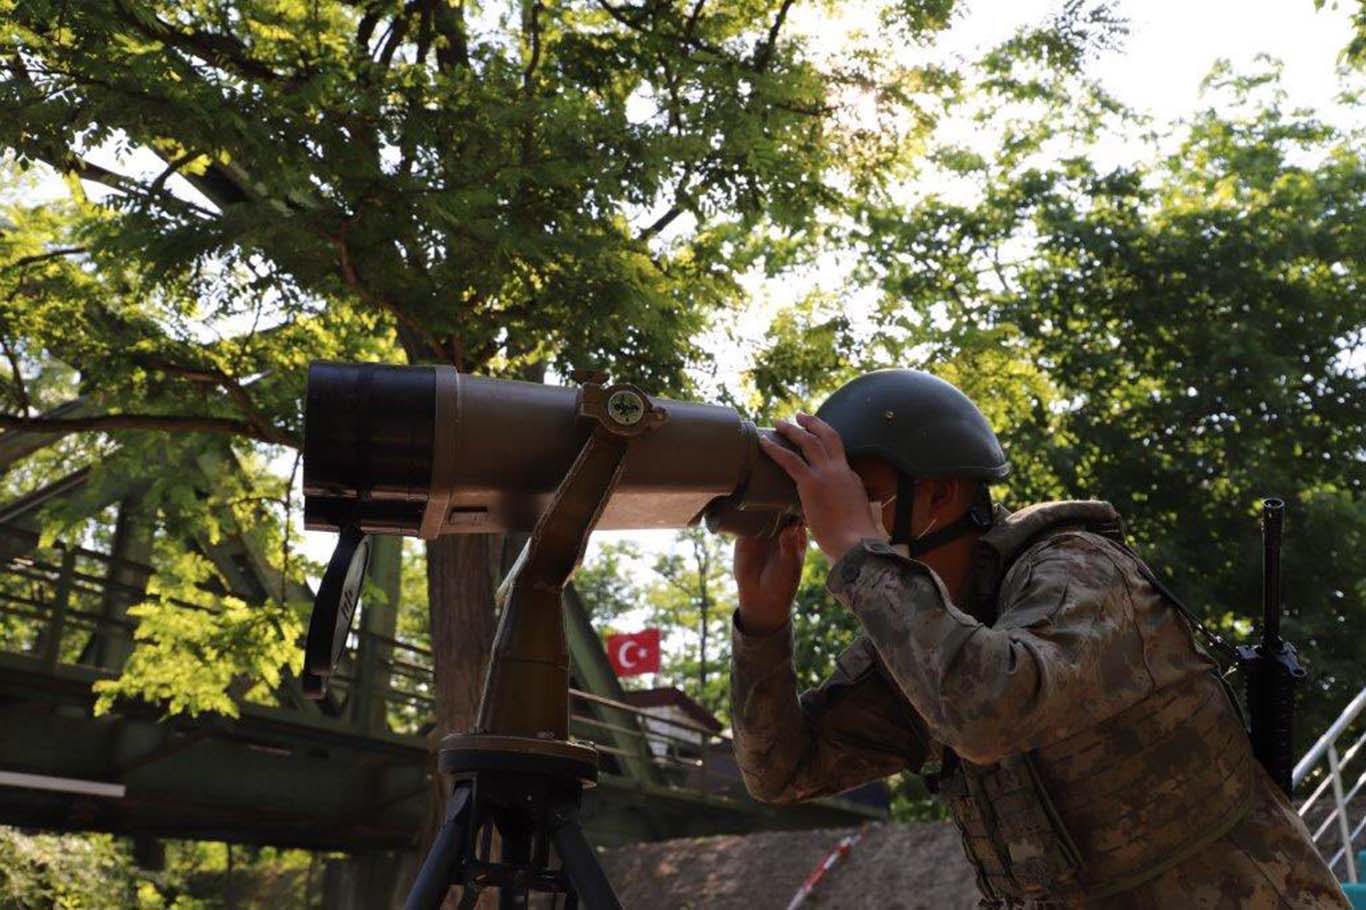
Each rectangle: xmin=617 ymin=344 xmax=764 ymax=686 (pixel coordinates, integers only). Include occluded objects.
xmin=424 ymin=531 xmax=526 ymax=910
xmin=426 ymin=533 xmax=506 ymax=738
xmin=405 ymin=335 xmax=541 ymax=908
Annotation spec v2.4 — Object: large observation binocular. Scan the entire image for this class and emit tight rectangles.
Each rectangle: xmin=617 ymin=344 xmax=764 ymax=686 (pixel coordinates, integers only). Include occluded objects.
xmin=302 ymin=362 xmax=802 ymax=909
xmin=303 ymin=362 xmax=800 ymax=540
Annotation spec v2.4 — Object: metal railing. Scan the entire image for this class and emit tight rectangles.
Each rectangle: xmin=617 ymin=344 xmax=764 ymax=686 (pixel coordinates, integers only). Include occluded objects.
xmin=1295 ymin=686 xmax=1366 ymax=883
xmin=0 ymin=526 xmax=156 ymax=672
xmin=0 ymin=526 xmax=840 ymax=815
xmin=569 ymin=687 xmax=752 ymax=801
xmin=0 ymin=523 xmax=437 ymax=732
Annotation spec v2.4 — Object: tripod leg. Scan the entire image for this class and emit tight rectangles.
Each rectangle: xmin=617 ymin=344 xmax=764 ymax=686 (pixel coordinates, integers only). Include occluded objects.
xmin=548 ymin=804 xmax=622 ymax=910
xmin=499 ymin=817 xmax=532 ymax=910
xmin=457 ymin=884 xmax=482 ymax=910
xmin=404 ymin=782 xmax=473 ymax=910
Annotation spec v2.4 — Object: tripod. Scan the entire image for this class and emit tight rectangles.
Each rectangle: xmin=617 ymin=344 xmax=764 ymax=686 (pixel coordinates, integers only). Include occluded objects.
xmin=390 ymin=379 xmax=664 ymax=909
xmin=403 ymin=736 xmax=617 ymax=909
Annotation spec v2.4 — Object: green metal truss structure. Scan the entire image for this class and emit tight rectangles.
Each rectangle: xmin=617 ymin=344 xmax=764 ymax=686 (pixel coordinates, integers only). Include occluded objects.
xmin=0 ymin=403 xmax=885 ymax=853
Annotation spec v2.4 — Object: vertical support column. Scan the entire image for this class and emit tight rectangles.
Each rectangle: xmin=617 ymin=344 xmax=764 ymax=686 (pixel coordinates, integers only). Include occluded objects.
xmin=700 ymin=735 xmax=710 ymax=798
xmin=352 ymin=535 xmax=401 ymax=733
xmin=1328 ymin=742 xmax=1357 ymax=882
xmin=88 ymin=496 xmax=154 ymax=671
xmin=42 ymin=547 xmax=77 ymax=670
xmin=322 ymin=850 xmax=414 ymax=910
xmin=132 ymin=835 xmax=166 ymax=871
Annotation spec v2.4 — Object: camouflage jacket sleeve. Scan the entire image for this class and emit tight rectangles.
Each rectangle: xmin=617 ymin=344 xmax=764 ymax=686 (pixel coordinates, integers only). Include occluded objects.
xmin=729 ymin=613 xmax=935 ymax=805
xmin=827 ymin=532 xmax=1164 ymax=766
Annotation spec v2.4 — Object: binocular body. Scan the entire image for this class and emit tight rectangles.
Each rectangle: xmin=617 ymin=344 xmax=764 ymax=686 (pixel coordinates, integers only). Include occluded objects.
xmin=303 ymin=362 xmax=799 ymax=540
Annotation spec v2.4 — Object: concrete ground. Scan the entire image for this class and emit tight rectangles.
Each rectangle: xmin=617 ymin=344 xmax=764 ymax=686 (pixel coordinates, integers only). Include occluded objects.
xmin=594 ymin=821 xmax=979 ymax=910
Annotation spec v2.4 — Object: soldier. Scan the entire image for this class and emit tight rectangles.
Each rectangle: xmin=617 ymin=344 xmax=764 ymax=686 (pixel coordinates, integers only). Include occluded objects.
xmin=731 ymin=369 xmax=1349 ymax=909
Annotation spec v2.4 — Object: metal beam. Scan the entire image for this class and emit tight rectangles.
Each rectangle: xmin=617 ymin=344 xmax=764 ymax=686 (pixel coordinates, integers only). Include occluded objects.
xmin=82 ymin=494 xmax=153 ymax=670
xmin=0 ymin=769 xmax=126 ymax=799
xmin=0 ymin=468 xmax=145 ymax=563
xmin=352 ymin=535 xmax=401 ymax=733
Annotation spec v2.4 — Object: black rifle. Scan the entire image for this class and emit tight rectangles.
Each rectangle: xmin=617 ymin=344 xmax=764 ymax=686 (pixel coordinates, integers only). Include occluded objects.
xmin=1236 ymin=498 xmax=1307 ymax=797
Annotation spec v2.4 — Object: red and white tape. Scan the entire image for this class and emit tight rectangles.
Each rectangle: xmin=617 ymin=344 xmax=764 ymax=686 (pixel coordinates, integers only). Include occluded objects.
xmin=784 ymin=827 xmax=867 ymax=910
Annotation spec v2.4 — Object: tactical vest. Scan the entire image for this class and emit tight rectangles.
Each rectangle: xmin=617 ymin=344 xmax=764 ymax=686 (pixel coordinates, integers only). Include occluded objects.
xmin=939 ymin=511 xmax=1256 ymax=906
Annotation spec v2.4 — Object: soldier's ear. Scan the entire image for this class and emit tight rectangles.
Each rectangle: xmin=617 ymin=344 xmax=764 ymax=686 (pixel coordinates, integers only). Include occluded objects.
xmin=924 ymin=477 xmax=957 ymax=512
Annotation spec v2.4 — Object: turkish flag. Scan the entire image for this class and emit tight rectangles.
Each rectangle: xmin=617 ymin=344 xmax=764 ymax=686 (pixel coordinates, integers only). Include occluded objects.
xmin=606 ymin=629 xmax=661 ymax=677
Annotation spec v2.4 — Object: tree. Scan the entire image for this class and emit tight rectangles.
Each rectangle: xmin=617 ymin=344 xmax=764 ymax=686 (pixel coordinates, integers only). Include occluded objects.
xmin=1318 ymin=0 xmax=1366 ymax=65
xmin=0 ymin=827 xmax=133 ymax=909
xmin=644 ymin=527 xmax=733 ymax=715
xmin=0 ymin=824 xmax=322 ymax=910
xmin=848 ymin=58 xmax=1366 ymax=742
xmin=787 ymin=549 xmax=860 ymax=692
xmin=1 ymin=0 xmax=972 ymax=745
xmin=572 ymin=539 xmax=643 ymax=626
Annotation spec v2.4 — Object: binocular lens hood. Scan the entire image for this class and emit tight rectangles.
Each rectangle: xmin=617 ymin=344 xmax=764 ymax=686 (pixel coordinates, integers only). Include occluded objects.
xmin=304 ymin=362 xmax=437 ymax=535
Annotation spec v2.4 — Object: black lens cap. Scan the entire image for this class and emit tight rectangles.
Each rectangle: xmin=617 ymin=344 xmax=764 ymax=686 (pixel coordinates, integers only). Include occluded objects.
xmin=303 ymin=525 xmax=372 ymax=689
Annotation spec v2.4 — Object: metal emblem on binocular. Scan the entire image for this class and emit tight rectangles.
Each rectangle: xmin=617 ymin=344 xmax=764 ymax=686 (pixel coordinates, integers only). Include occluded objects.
xmin=300 ymin=362 xmax=801 ymax=910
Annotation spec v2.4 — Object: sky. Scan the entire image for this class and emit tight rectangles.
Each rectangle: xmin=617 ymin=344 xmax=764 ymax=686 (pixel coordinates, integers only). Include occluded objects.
xmin=1079 ymin=0 xmax=1355 ymax=121
xmin=676 ymin=0 xmax=1363 ymax=409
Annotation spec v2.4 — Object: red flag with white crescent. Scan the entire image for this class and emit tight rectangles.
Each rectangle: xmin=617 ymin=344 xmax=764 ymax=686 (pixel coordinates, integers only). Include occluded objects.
xmin=606 ymin=629 xmax=661 ymax=677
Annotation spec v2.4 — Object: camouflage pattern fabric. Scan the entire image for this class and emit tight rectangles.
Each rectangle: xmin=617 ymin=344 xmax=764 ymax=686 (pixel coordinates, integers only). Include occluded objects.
xmin=730 ymin=501 xmax=1349 ymax=909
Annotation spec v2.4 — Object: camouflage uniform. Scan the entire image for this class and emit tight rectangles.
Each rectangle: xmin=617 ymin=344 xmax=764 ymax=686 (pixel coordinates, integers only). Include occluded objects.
xmin=731 ymin=501 xmax=1349 ymax=909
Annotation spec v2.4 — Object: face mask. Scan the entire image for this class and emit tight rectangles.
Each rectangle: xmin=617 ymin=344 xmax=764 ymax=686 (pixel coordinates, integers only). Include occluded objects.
xmin=868 ymin=497 xmax=910 ymax=558
xmin=868 ymin=496 xmax=892 ymax=538
xmin=868 ymin=496 xmax=939 ymax=559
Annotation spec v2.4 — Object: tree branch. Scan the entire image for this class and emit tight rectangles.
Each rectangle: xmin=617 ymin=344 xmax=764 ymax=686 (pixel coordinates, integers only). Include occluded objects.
xmin=685 ymin=0 xmax=707 ymax=39
xmin=0 ymin=331 xmax=31 ymax=414
xmin=111 ymin=0 xmax=294 ymax=86
xmin=131 ymin=355 xmax=284 ymax=448
xmin=990 ymin=248 xmax=1018 ymax=297
xmin=149 ymin=149 xmax=206 ymax=196
xmin=415 ymin=0 xmax=435 ymax=66
xmin=2 ymin=248 xmax=87 ymax=272
xmin=637 ymin=206 xmax=683 ymax=242
xmin=280 ymin=448 xmax=302 ymax=602
xmin=523 ymin=0 xmax=544 ymax=94
xmin=594 ymin=0 xmax=727 ymax=58
xmin=637 ymin=163 xmax=698 ymax=242
xmin=0 ymin=413 xmax=297 ymax=447
xmin=377 ymin=2 xmax=421 ymax=70
xmin=754 ymin=0 xmax=796 ymax=72
xmin=57 ymin=148 xmax=221 ymax=219
xmin=432 ymin=0 xmax=470 ymax=70
xmin=331 ymin=224 xmax=444 ymax=359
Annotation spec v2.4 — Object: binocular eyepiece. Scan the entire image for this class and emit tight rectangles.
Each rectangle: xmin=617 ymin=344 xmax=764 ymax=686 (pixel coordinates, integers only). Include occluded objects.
xmin=303 ymin=362 xmax=800 ymax=539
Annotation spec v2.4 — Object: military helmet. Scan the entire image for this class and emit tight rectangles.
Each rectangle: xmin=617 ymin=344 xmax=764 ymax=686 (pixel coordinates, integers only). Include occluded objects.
xmin=814 ymin=369 xmax=1009 ymax=482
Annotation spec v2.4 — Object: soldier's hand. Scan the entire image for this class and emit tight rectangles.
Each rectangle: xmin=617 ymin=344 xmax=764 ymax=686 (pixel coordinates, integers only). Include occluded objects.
xmin=734 ymin=521 xmax=807 ymax=636
xmin=761 ymin=412 xmax=880 ymax=563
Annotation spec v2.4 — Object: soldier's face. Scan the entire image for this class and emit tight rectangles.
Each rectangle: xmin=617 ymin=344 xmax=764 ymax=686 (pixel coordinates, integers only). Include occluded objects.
xmin=849 ymin=455 xmax=899 ymax=533
xmin=849 ymin=457 xmax=970 ymax=542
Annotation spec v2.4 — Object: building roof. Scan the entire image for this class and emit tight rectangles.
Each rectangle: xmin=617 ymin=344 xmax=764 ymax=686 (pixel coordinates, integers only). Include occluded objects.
xmin=621 ymin=686 xmax=723 ymax=733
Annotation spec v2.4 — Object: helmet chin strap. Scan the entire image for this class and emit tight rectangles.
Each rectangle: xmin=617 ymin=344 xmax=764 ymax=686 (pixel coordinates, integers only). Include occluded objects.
xmin=890 ymin=473 xmax=916 ymax=549
xmin=891 ymin=476 xmax=994 ymax=558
